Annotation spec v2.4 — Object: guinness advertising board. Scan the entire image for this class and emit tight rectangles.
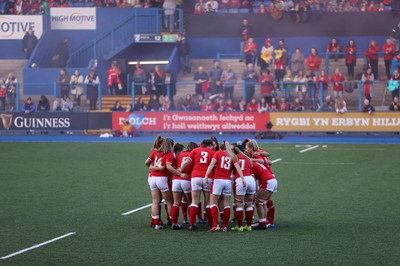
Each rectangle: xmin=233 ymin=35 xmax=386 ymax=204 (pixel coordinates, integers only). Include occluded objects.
xmin=0 ymin=112 xmax=111 ymax=131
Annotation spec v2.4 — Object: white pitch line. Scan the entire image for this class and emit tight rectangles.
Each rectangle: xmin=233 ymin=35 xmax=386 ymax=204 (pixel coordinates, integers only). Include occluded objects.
xmin=299 ymin=145 xmax=320 ymax=153
xmin=278 ymin=162 xmax=354 ymax=165
xmin=1 ymin=232 xmax=76 ymax=260
xmin=122 ymin=203 xmax=152 ymax=216
xmin=270 ymin=158 xmax=282 ymax=163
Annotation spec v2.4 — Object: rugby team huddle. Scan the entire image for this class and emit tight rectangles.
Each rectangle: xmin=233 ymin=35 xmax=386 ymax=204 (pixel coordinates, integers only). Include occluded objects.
xmin=145 ymin=136 xmax=278 ymax=232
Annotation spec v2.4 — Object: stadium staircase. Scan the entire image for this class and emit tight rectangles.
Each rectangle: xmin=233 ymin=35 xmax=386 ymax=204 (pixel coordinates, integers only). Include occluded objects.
xmin=175 ymin=58 xmax=391 ymax=110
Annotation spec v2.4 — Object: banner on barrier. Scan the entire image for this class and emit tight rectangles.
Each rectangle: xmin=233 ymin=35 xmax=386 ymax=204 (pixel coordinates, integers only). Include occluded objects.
xmin=112 ymin=112 xmax=270 ymax=132
xmin=50 ymin=8 xmax=96 ymax=30
xmin=0 ymin=15 xmax=43 ymax=39
xmin=0 ymin=112 xmax=111 ymax=131
xmin=269 ymin=112 xmax=400 ymax=132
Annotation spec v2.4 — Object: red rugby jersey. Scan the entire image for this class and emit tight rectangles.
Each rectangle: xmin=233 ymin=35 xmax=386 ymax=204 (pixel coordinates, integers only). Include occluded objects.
xmin=233 ymin=154 xmax=253 ymax=179
xmin=252 ymin=162 xmax=275 ymax=183
xmin=212 ymin=150 xmax=235 ymax=180
xmin=187 ymin=147 xmax=215 ymax=178
xmin=172 ymin=151 xmax=193 ymax=180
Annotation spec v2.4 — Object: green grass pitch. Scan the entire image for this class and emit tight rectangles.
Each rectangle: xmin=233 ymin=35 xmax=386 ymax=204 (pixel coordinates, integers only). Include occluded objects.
xmin=0 ymin=142 xmax=399 ymax=265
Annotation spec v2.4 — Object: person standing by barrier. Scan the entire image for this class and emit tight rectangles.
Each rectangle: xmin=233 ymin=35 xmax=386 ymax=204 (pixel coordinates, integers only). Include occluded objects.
xmin=70 ymin=69 xmax=84 ymax=109
xmin=365 ymin=40 xmax=379 ymax=79
xmin=108 ymin=61 xmax=121 ymax=96
xmin=176 ymin=33 xmax=191 ymax=74
xmin=0 ymin=79 xmax=6 ymax=111
xmin=163 ymin=0 xmax=176 ymax=33
xmin=194 ymin=66 xmax=209 ymax=96
xmin=244 ymin=38 xmax=257 ymax=66
xmin=239 ymin=19 xmax=252 ymax=62
xmin=85 ymin=69 xmax=99 ymax=110
xmin=5 ymin=72 xmax=17 ymax=111
xmin=331 ymin=68 xmax=345 ymax=98
xmin=209 ymin=60 xmax=223 ymax=95
xmin=22 ymin=27 xmax=38 ymax=59
xmin=345 ymin=39 xmax=357 ymax=80
xmin=242 ymin=63 xmax=258 ymax=103
xmin=58 ymin=68 xmax=70 ymax=101
xmin=220 ymin=64 xmax=237 ymax=101
xmin=361 ymin=67 xmax=374 ymax=102
xmin=306 ymin=48 xmax=322 ymax=77
xmin=382 ymin=38 xmax=396 ymax=80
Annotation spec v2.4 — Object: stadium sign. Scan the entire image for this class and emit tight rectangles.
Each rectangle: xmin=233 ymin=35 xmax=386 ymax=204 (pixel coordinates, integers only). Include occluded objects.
xmin=50 ymin=8 xmax=96 ymax=30
xmin=0 ymin=112 xmax=111 ymax=131
xmin=112 ymin=112 xmax=270 ymax=132
xmin=0 ymin=15 xmax=43 ymax=40
xmin=134 ymin=34 xmax=177 ymax=43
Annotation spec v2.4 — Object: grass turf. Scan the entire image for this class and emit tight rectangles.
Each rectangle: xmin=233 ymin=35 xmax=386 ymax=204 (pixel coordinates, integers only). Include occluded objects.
xmin=0 ymin=142 xmax=399 ymax=265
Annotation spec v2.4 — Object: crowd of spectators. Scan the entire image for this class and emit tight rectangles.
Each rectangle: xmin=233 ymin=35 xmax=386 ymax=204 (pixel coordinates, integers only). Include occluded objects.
xmin=192 ymin=0 xmax=393 ymax=16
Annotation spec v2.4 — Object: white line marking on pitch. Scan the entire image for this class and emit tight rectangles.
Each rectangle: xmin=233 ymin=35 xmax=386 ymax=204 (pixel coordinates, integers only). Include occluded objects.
xmin=1 ymin=232 xmax=76 ymax=260
xmin=270 ymin=158 xmax=282 ymax=163
xmin=122 ymin=200 xmax=165 ymax=216
xmin=299 ymin=145 xmax=320 ymax=153
xmin=278 ymin=162 xmax=354 ymax=165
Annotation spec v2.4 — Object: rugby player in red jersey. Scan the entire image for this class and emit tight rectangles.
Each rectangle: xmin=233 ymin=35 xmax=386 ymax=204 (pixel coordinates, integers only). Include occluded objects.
xmin=146 ymin=138 xmax=174 ymax=229
xmin=231 ymin=143 xmax=256 ymax=231
xmin=246 ymin=140 xmax=277 ymax=229
xmin=181 ymin=139 xmax=216 ymax=231
xmin=205 ymin=141 xmax=245 ymax=232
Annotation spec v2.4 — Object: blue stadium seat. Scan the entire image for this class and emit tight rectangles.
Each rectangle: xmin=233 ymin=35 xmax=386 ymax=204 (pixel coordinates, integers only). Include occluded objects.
xmin=239 ymin=8 xmax=250 ymax=13
xmin=219 ymin=8 xmax=229 ymax=13
xmin=73 ymin=1 xmax=85 ymax=7
xmin=229 ymin=8 xmax=239 ymax=13
xmin=85 ymin=1 xmax=95 ymax=7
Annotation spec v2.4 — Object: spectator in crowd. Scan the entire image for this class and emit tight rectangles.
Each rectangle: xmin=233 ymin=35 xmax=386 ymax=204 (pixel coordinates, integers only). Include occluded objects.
xmin=183 ymin=93 xmax=194 ymax=110
xmin=268 ymin=96 xmax=279 ymax=111
xmin=291 ymin=47 xmax=305 ymax=75
xmin=331 ymin=68 xmax=345 ymax=98
xmin=362 ymin=98 xmax=375 ymax=114
xmin=201 ymin=98 xmax=215 ymax=111
xmin=279 ymin=97 xmax=290 ymax=111
xmin=306 ymin=70 xmax=318 ymax=110
xmin=133 ymin=97 xmax=148 ymax=111
xmin=215 ymin=98 xmax=225 ymax=112
xmin=220 ymin=64 xmax=237 ymax=101
xmin=291 ymin=96 xmax=304 ymax=111
xmin=85 ymin=69 xmax=99 ymax=111
xmin=175 ymin=97 xmax=185 ymax=110
xmin=194 ymin=66 xmax=209 ymax=96
xmin=236 ymin=97 xmax=246 ymax=111
xmin=26 ymin=0 xmax=41 ymax=15
xmin=108 ymin=61 xmax=122 ymax=95
xmin=57 ymin=68 xmax=70 ymax=100
xmin=388 ymin=69 xmax=400 ymax=99
xmin=64 ymin=96 xmax=74 ymax=111
xmin=390 ymin=52 xmax=400 ymax=76
xmin=365 ymin=40 xmax=379 ymax=79
xmin=3 ymin=0 xmax=15 ymax=14
xmin=191 ymin=94 xmax=204 ymax=110
xmin=242 ymin=63 xmax=258 ymax=103
xmin=148 ymin=66 xmax=164 ymax=97
xmin=147 ymin=94 xmax=160 ymax=111
xmin=258 ymin=97 xmax=269 ymax=113
xmin=335 ymin=96 xmax=347 ymax=114
xmin=277 ymin=39 xmax=289 ymax=67
xmin=133 ymin=0 xmax=143 ymax=8
xmin=160 ymin=95 xmax=175 ymax=111
xmin=205 ymin=0 xmax=218 ymax=12
xmin=51 ymin=37 xmax=69 ymax=68
xmin=209 ymin=60 xmax=223 ymax=94
xmin=259 ymin=38 xmax=274 ymax=71
xmin=306 ymin=47 xmax=322 ymax=76
xmin=5 ymin=72 xmax=17 ymax=111
xmin=70 ymin=69 xmax=84 ymax=109
xmin=246 ymin=97 xmax=258 ymax=112
xmin=14 ymin=0 xmax=28 ymax=14
xmin=163 ymin=0 xmax=176 ymax=33
xmin=239 ymin=19 xmax=252 ymax=62
xmin=274 ymin=49 xmax=286 ymax=88
xmin=345 ymin=39 xmax=357 ymax=80
xmin=317 ymin=69 xmax=329 ymax=101
xmin=0 ymin=79 xmax=6 ymax=111
xmin=37 ymin=95 xmax=50 ymax=111
xmin=258 ymin=3 xmax=268 ymax=13
xmin=382 ymin=38 xmax=396 ymax=79
xmin=22 ymin=27 xmax=38 ymax=59
xmin=133 ymin=62 xmax=147 ymax=95
xmin=225 ymin=98 xmax=235 ymax=111
xmin=244 ymin=38 xmax=257 ymax=65
xmin=53 ymin=96 xmax=65 ymax=111
xmin=119 ymin=0 xmax=132 ymax=8
xmin=389 ymin=96 xmax=400 ymax=111
xmin=361 ymin=67 xmax=374 ymax=102
xmin=111 ymin=100 xmax=124 ymax=111
xmin=259 ymin=69 xmax=274 ymax=103
xmin=164 ymin=70 xmax=176 ymax=99
xmin=176 ymin=33 xmax=191 ymax=74
xmin=193 ymin=0 xmax=205 ymax=13
xmin=219 ymin=0 xmax=229 ymax=8
xmin=318 ymin=94 xmax=335 ymax=112
xmin=294 ymin=70 xmax=307 ymax=102
xmin=22 ymin=97 xmax=36 ymax=113
xmin=283 ymin=69 xmax=295 ymax=103
xmin=326 ymin=37 xmax=340 ymax=62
